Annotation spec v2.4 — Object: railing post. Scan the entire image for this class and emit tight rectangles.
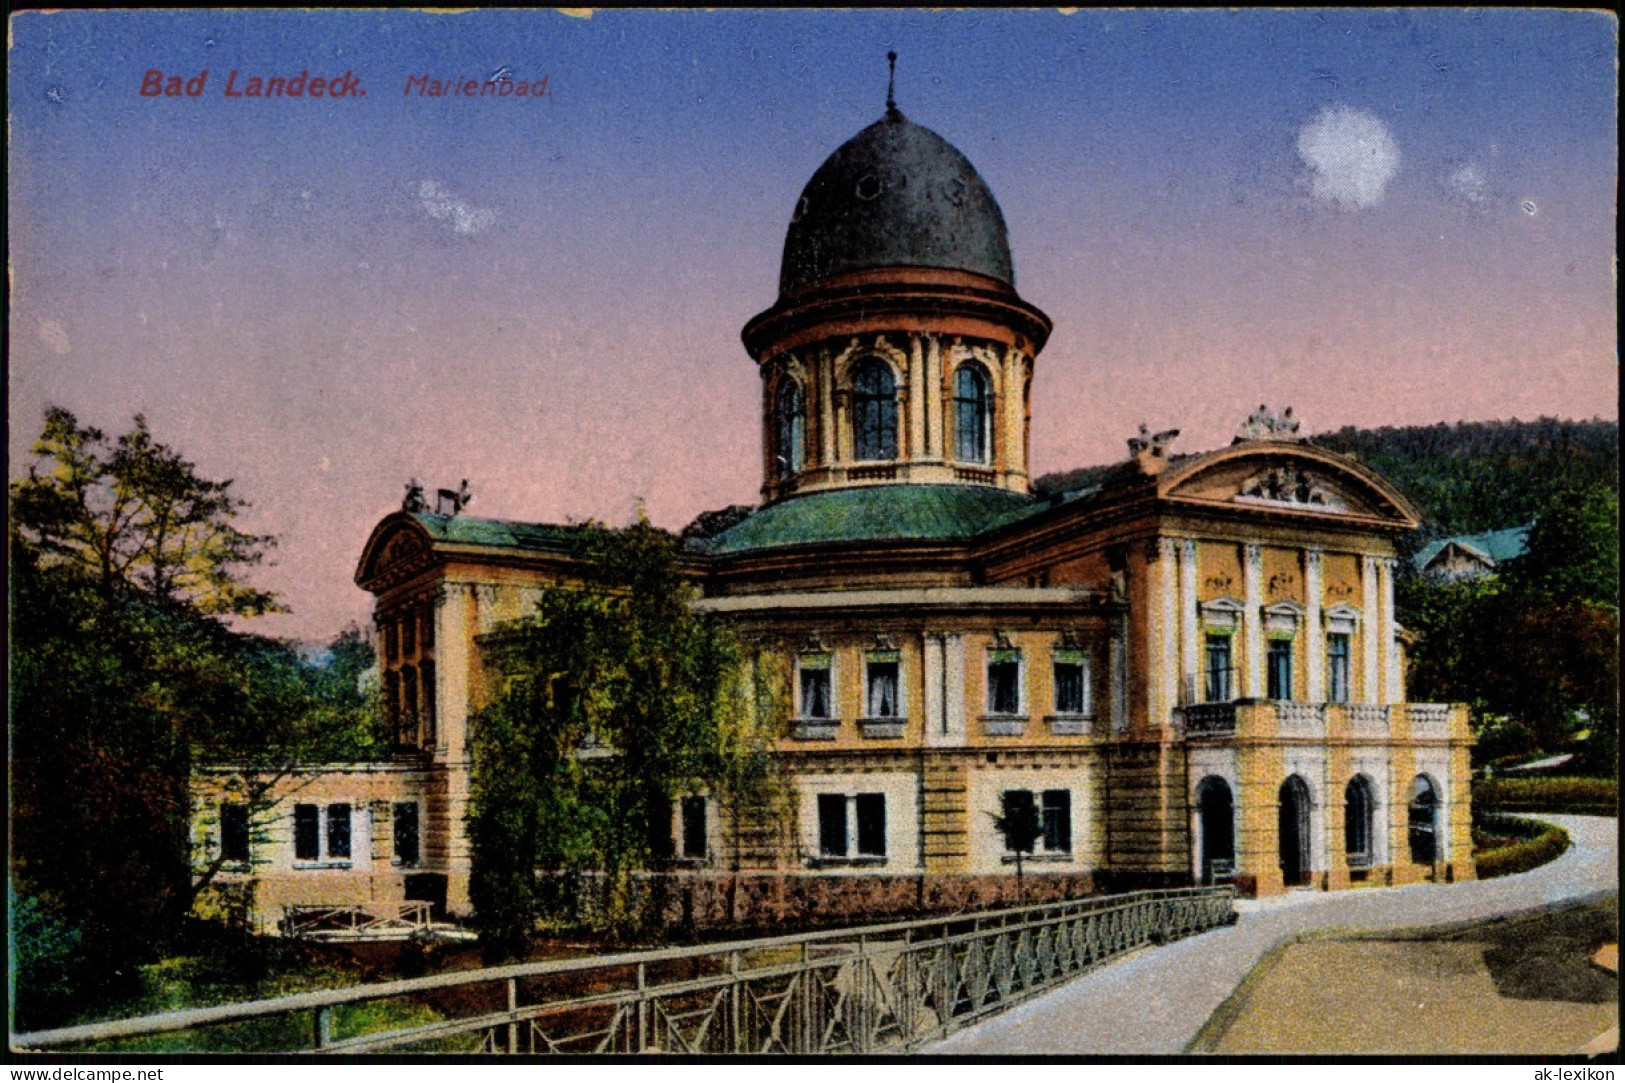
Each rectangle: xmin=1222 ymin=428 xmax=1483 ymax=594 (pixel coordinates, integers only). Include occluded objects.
xmin=312 ymin=1006 xmax=332 ymax=1050
xmin=506 ymin=978 xmax=518 ymax=1054
xmin=635 ymin=962 xmax=647 ymax=1053
xmin=729 ymin=950 xmax=743 ymax=1054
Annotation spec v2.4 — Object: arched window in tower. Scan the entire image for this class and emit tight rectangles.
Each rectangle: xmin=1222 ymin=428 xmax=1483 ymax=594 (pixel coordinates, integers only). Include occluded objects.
xmin=952 ymin=363 xmax=991 ymax=464
xmin=852 ymin=359 xmax=898 ymax=461
xmin=775 ymin=378 xmax=806 ymax=478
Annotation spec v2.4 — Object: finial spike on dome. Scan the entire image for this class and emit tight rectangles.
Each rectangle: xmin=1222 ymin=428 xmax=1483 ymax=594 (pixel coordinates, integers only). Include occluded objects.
xmin=886 ymin=51 xmax=898 ymax=114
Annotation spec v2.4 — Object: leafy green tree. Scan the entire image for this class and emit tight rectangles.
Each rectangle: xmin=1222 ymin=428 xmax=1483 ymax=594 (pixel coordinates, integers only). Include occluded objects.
xmin=1499 ymin=484 xmax=1619 ymax=607
xmin=467 ymin=517 xmax=783 ymax=957
xmin=9 ymin=886 xmax=88 ymax=1033
xmin=10 ymin=406 xmax=281 ymax=616
xmin=9 ymin=408 xmax=384 ymax=1022
xmin=1399 ymin=482 xmax=1618 ymax=772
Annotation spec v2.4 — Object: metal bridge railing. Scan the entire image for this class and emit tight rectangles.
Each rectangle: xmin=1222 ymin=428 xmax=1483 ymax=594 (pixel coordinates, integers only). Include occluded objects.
xmin=13 ymin=886 xmax=1236 ymax=1055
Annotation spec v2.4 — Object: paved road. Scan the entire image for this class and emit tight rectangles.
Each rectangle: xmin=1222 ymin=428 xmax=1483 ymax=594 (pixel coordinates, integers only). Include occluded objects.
xmin=929 ymin=815 xmax=1618 ymax=1055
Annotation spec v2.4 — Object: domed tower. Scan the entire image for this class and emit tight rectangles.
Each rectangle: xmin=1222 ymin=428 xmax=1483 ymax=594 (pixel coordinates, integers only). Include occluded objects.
xmin=743 ymin=68 xmax=1052 ymax=505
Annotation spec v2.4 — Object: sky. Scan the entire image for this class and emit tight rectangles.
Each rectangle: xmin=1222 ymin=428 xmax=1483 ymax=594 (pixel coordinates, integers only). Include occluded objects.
xmin=8 ymin=9 xmax=1618 ymax=643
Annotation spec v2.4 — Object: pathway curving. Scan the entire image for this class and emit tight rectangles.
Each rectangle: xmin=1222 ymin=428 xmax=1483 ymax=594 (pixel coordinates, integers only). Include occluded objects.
xmin=929 ymin=815 xmax=1618 ymax=1055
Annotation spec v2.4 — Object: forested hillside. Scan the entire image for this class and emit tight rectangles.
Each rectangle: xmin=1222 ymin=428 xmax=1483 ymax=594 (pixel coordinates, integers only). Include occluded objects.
xmin=1313 ymin=418 xmax=1617 ymax=540
xmin=1035 ymin=417 xmax=1619 ymax=541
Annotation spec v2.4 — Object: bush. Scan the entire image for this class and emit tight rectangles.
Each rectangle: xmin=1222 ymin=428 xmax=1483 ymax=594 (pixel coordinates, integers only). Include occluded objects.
xmin=1472 ymin=776 xmax=1617 ymax=815
xmin=1474 ymin=815 xmax=1571 ymax=879
xmin=11 ymin=889 xmax=90 ymax=1032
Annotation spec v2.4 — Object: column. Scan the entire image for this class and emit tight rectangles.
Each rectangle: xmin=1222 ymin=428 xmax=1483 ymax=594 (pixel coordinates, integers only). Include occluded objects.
xmin=1003 ymin=348 xmax=1024 ymax=478
xmin=944 ymin=633 xmax=966 ymax=741
xmin=432 ymin=584 xmax=469 ymax=760
xmin=1381 ymin=558 xmax=1401 ymax=704
xmin=1155 ymin=538 xmax=1180 ymax=728
xmin=1243 ymin=544 xmax=1264 ymax=698
xmin=1110 ymin=613 xmax=1128 ymax=734
xmin=1361 ymin=555 xmax=1380 ymax=705
xmin=922 ymin=632 xmax=944 ymax=746
xmin=819 ymin=348 xmax=837 ymax=467
xmin=1305 ymin=549 xmax=1324 ymax=702
xmin=1179 ymin=538 xmax=1199 ymax=706
xmin=924 ymin=336 xmax=942 ymax=457
xmin=908 ymin=335 xmax=926 ymax=465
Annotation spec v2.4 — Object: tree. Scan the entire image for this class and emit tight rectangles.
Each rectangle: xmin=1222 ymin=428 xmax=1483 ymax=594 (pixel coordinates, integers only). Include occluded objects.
xmin=1499 ymin=484 xmax=1619 ymax=607
xmin=466 ymin=517 xmax=784 ymax=958
xmin=10 ymin=406 xmax=281 ymax=616
xmin=9 ymin=408 xmax=379 ymax=1022
xmin=1398 ymin=481 xmax=1619 ymax=772
xmin=989 ymin=792 xmax=1043 ymax=902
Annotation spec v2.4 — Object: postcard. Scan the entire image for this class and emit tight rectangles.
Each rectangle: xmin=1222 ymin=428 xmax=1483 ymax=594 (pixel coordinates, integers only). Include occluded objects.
xmin=8 ymin=8 xmax=1617 ymax=1063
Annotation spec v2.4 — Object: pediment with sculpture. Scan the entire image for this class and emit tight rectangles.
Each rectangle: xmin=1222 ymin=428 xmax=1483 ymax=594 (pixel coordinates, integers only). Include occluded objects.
xmin=355 ymin=517 xmax=441 ymax=591
xmin=1157 ymin=444 xmax=1420 ymax=527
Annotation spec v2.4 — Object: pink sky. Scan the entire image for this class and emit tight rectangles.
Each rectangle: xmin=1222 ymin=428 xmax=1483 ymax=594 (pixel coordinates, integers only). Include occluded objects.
xmin=9 ymin=10 xmax=1616 ymax=642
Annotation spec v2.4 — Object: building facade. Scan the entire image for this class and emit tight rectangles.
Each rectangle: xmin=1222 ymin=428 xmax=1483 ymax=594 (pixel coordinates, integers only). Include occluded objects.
xmin=195 ymin=100 xmax=1474 ymax=933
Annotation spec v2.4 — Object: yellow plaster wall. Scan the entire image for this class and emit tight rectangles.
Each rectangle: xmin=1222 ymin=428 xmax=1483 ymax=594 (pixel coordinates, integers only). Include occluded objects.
xmin=1262 ymin=546 xmax=1304 ymax=606
xmin=1197 ymin=542 xmax=1243 ymax=602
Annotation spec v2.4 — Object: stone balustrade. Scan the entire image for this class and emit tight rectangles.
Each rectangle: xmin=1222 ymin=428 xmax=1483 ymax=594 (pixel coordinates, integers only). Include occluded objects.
xmin=1180 ymin=700 xmax=1467 ymax=742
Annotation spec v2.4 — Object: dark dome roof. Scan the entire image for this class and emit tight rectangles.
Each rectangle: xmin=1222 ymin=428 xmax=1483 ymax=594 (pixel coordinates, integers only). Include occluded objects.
xmin=779 ymin=108 xmax=1014 ymax=296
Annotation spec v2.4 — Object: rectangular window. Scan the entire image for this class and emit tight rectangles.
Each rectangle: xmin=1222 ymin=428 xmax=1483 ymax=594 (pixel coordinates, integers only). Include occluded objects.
xmin=1054 ymin=650 xmax=1087 ymax=714
xmin=294 ymin=804 xmax=320 ymax=861
xmin=818 ymin=794 xmax=848 ymax=857
xmin=393 ymin=802 xmax=420 ymax=865
xmin=421 ymin=609 xmax=435 ymax=649
xmin=1327 ymin=633 xmax=1351 ymax=704
xmin=988 ymin=649 xmax=1022 ymax=715
xmin=855 ymin=793 xmax=886 ymax=857
xmin=220 ymin=803 xmax=250 ymax=863
xmin=799 ymin=654 xmax=832 ymax=719
xmin=866 ymin=653 xmax=900 ymax=717
xmin=402 ymin=615 xmax=417 ymax=657
xmin=1204 ymin=634 xmax=1232 ymax=702
xmin=1267 ymin=639 xmax=1293 ymax=701
xmin=1042 ymin=790 xmax=1072 ymax=854
xmin=421 ymin=661 xmax=438 ymax=746
xmin=326 ymin=803 xmax=352 ymax=860
xmin=681 ymin=795 xmax=707 ymax=859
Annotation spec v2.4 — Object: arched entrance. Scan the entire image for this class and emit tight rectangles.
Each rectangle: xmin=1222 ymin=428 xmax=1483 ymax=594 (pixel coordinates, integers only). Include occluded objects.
xmin=1196 ymin=777 xmax=1235 ymax=883
xmin=1408 ymin=775 xmax=1439 ymax=865
xmin=1278 ymin=775 xmax=1312 ymax=887
xmin=1344 ymin=775 xmax=1375 ymax=870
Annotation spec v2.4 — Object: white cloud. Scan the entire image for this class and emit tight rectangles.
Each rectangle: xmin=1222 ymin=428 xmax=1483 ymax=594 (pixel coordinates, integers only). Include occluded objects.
xmin=416 ymin=179 xmax=497 ymax=236
xmin=1296 ymin=106 xmax=1400 ymax=210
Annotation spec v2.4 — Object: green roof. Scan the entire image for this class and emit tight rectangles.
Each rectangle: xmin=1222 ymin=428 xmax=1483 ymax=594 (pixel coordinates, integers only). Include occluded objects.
xmin=690 ymin=485 xmax=1046 ymax=556
xmin=411 ymin=513 xmax=579 ymax=553
xmin=1414 ymin=524 xmax=1531 ymax=572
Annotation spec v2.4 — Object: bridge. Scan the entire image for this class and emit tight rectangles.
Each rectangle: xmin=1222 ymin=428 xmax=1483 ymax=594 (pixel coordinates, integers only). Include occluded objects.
xmin=12 ymin=886 xmax=1235 ymax=1054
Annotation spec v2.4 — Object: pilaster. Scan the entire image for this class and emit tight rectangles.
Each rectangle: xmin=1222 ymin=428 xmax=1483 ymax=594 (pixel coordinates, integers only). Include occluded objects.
xmin=1179 ymin=538 xmax=1198 ymax=706
xmin=1305 ymin=549 xmax=1324 ymax=702
xmin=1243 ymin=544 xmax=1264 ymax=699
xmin=1381 ymin=558 xmax=1401 ymax=704
xmin=1361 ymin=555 xmax=1380 ymax=705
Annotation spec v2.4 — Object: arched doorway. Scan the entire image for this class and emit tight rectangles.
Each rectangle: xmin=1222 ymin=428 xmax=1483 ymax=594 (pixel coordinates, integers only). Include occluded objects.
xmin=1278 ymin=775 xmax=1312 ymax=887
xmin=1344 ymin=775 xmax=1375 ymax=870
xmin=1196 ymin=777 xmax=1235 ymax=883
xmin=1408 ymin=775 xmax=1439 ymax=865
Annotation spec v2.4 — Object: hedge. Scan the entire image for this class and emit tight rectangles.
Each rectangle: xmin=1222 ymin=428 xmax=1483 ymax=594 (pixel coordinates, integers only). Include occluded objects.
xmin=1473 ymin=815 xmax=1571 ymax=879
xmin=1472 ymin=776 xmax=1617 ymax=816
